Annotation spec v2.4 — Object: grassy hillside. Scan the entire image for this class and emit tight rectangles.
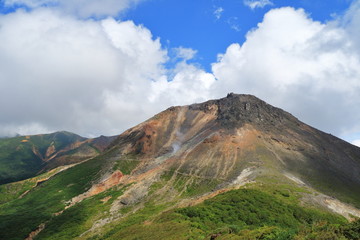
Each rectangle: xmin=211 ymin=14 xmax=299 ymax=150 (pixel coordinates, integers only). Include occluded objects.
xmin=0 ymin=165 xmax=72 ymax=204
xmin=0 ymin=131 xmax=85 ymax=184
xmin=0 ymin=151 xmax=359 ymax=240
xmin=0 ymin=153 xmax=106 ymax=240
xmin=74 ymin=187 xmax=358 ymax=240
xmin=0 ymin=131 xmax=117 ymax=185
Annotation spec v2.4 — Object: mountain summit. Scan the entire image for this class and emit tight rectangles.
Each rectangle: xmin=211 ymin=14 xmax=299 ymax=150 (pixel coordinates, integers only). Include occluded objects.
xmin=192 ymin=93 xmax=295 ymax=128
xmin=110 ymin=93 xmax=360 ymax=202
xmin=1 ymin=94 xmax=360 ymax=240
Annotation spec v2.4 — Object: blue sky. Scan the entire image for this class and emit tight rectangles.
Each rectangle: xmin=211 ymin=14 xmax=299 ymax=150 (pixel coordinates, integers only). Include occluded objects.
xmin=1 ymin=0 xmax=351 ymax=71
xmin=123 ymin=0 xmax=352 ymax=71
xmin=0 ymin=0 xmax=360 ymax=147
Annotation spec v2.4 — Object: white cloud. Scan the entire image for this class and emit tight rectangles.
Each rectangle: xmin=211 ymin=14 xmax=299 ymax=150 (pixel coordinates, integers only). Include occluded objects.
xmin=214 ymin=7 xmax=224 ymax=20
xmin=0 ymin=123 xmax=52 ymax=137
xmin=173 ymin=47 xmax=197 ymax=61
xmin=1 ymin=0 xmax=360 ymax=143
xmin=0 ymin=8 xmax=216 ymax=137
xmin=352 ymin=139 xmax=360 ymax=147
xmin=212 ymin=5 xmax=360 ymax=137
xmin=244 ymin=0 xmax=273 ymax=10
xmin=3 ymin=0 xmax=144 ymax=18
xmin=0 ymin=9 xmax=166 ymax=136
xmin=149 ymin=62 xmax=216 ymax=105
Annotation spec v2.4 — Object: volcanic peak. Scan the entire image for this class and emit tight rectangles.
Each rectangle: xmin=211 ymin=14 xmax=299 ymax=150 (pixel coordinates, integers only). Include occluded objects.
xmin=189 ymin=93 xmax=297 ymax=129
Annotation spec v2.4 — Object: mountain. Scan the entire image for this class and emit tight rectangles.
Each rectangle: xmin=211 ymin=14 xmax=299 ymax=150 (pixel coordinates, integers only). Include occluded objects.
xmin=0 ymin=131 xmax=116 ymax=184
xmin=0 ymin=94 xmax=359 ymax=240
xmin=108 ymin=93 xmax=360 ymax=206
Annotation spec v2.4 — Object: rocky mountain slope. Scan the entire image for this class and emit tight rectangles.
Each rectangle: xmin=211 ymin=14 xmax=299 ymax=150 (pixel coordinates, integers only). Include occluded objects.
xmin=108 ymin=93 xmax=360 ymax=206
xmin=0 ymin=93 xmax=359 ymax=240
xmin=0 ymin=131 xmax=116 ymax=184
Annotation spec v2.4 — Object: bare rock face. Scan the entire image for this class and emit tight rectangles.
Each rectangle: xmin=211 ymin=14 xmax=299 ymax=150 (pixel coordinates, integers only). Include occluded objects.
xmin=191 ymin=93 xmax=295 ymax=129
xmin=45 ymin=143 xmax=56 ymax=158
xmin=105 ymin=93 xmax=360 ymax=206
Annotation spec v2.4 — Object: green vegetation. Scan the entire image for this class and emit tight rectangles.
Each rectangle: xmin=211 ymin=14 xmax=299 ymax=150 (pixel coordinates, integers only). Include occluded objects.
xmin=0 ymin=166 xmax=67 ymax=204
xmin=0 ymin=153 xmax=106 ymax=240
xmin=112 ymin=153 xmax=141 ymax=175
xmin=89 ymin=202 xmax=181 ymax=240
xmin=306 ymin=170 xmax=360 ymax=209
xmin=182 ymin=178 xmax=220 ymax=197
xmin=294 ymin=219 xmax=360 ymax=240
xmin=0 ymin=158 xmax=359 ymax=240
xmin=251 ymin=175 xmax=311 ymax=205
xmin=0 ymin=136 xmax=43 ymax=184
xmin=0 ymin=132 xmax=85 ymax=184
xmin=36 ymin=186 xmax=126 ymax=240
xmin=27 ymin=131 xmax=84 ymax=157
xmin=176 ymin=189 xmax=345 ymax=238
xmin=343 ymin=218 xmax=360 ymax=240
xmin=83 ymin=188 xmax=359 ymax=240
xmin=159 ymin=169 xmax=221 ymax=197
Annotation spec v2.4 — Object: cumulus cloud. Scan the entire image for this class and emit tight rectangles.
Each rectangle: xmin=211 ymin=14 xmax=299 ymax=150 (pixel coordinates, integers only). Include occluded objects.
xmin=3 ymin=0 xmax=144 ymax=18
xmin=0 ymin=8 xmax=214 ymax=137
xmin=149 ymin=62 xmax=215 ymax=105
xmin=1 ymin=0 xmax=360 ymax=143
xmin=244 ymin=0 xmax=273 ymax=10
xmin=0 ymin=9 xmax=164 ymax=136
xmin=212 ymin=5 xmax=360 ymax=137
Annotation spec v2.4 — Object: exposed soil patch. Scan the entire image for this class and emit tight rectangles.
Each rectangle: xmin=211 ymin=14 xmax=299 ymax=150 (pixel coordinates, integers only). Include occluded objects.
xmin=25 ymin=223 xmax=45 ymax=240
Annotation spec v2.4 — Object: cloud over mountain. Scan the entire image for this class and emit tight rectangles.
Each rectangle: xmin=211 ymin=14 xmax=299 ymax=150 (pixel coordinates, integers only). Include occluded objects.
xmin=0 ymin=8 xmax=213 ymax=137
xmin=211 ymin=5 xmax=360 ymax=138
xmin=0 ymin=0 xmax=360 ymax=141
